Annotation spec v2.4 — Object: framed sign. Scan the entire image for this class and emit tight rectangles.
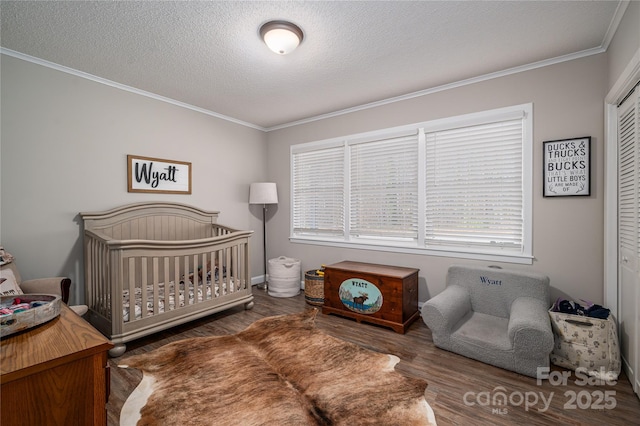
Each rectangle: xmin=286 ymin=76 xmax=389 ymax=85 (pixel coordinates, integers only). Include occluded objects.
xmin=543 ymin=137 xmax=590 ymax=197
xmin=127 ymin=155 xmax=192 ymax=194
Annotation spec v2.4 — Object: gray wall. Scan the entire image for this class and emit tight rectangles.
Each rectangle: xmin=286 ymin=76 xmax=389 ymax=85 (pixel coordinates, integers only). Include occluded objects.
xmin=1 ymin=55 xmax=267 ymax=304
xmin=607 ymin=0 xmax=640 ymax=91
xmin=266 ymin=53 xmax=608 ymax=304
xmin=2 ymin=1 xmax=637 ymax=308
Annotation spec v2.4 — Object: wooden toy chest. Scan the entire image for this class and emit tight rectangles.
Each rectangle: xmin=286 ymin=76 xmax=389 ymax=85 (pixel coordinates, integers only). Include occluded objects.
xmin=322 ymin=261 xmax=419 ymax=333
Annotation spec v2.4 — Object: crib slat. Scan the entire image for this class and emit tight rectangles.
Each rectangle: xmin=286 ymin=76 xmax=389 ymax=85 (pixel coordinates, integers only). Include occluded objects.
xmin=184 ymin=255 xmax=190 ymax=306
xmin=192 ymin=254 xmax=199 ymax=305
xmin=217 ymin=249 xmax=223 ymax=297
xmin=112 ymin=249 xmax=124 ymax=334
xmin=227 ymin=245 xmax=233 ymax=293
xmin=128 ymin=257 xmax=136 ymax=322
xmin=205 ymin=251 xmax=211 ymax=300
xmin=233 ymin=244 xmax=238 ymax=293
xmin=95 ymin=240 xmax=101 ymax=315
xmin=163 ymin=257 xmax=170 ymax=313
xmin=99 ymin=242 xmax=108 ymax=317
xmin=104 ymin=242 xmax=112 ymax=318
xmin=88 ymin=239 xmax=96 ymax=312
xmin=221 ymin=247 xmax=227 ymax=294
xmin=243 ymin=240 xmax=248 ymax=290
xmin=242 ymin=239 xmax=249 ymax=290
xmin=203 ymin=251 xmax=210 ymax=301
xmin=234 ymin=241 xmax=241 ymax=292
xmin=87 ymin=239 xmax=95 ymax=313
xmin=141 ymin=257 xmax=148 ymax=319
xmin=152 ymin=257 xmax=160 ymax=318
xmin=173 ymin=256 xmax=180 ymax=311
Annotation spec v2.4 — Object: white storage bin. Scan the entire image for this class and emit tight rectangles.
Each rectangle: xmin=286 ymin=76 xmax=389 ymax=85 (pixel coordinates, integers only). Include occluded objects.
xmin=268 ymin=256 xmax=300 ymax=298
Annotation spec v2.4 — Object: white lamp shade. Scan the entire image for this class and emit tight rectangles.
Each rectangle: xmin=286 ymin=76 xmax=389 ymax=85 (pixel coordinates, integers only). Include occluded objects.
xmin=260 ymin=21 xmax=304 ymax=55
xmin=263 ymin=28 xmax=300 ymax=55
xmin=249 ymin=182 xmax=278 ymax=205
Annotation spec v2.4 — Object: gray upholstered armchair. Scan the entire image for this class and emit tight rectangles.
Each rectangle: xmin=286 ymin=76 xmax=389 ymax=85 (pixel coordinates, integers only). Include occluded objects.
xmin=0 ymin=259 xmax=88 ymax=316
xmin=421 ymin=265 xmax=553 ymax=378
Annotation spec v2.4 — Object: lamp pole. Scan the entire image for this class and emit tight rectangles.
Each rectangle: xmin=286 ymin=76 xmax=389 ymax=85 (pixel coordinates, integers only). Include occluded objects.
xmin=260 ymin=203 xmax=268 ymax=291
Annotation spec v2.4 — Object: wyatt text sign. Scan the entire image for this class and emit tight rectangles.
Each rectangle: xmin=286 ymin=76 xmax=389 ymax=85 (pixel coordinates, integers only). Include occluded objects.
xmin=127 ymin=155 xmax=192 ymax=194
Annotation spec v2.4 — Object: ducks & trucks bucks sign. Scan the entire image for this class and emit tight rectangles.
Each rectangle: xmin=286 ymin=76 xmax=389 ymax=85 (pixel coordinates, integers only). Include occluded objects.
xmin=543 ymin=137 xmax=590 ymax=197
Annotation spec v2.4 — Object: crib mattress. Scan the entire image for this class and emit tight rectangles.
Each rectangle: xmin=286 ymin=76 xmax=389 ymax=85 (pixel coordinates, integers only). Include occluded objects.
xmin=122 ymin=278 xmax=236 ymax=322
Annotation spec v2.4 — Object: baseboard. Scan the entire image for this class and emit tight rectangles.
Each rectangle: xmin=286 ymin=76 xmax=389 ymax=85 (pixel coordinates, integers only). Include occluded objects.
xmin=251 ymin=276 xmax=305 ymax=290
xmin=621 ymin=354 xmax=639 ymax=397
xmin=251 ymin=275 xmax=265 ymax=286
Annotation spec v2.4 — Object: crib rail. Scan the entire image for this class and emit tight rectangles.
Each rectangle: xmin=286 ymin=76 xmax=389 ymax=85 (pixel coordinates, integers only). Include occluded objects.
xmin=81 ymin=201 xmax=220 ymax=241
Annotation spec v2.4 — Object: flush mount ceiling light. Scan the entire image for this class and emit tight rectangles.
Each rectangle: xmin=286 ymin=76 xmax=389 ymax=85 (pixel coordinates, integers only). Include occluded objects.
xmin=260 ymin=20 xmax=304 ymax=55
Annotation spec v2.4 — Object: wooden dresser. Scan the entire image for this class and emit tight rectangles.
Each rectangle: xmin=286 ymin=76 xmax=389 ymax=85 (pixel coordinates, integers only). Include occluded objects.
xmin=322 ymin=261 xmax=419 ymax=333
xmin=1 ymin=304 xmax=113 ymax=426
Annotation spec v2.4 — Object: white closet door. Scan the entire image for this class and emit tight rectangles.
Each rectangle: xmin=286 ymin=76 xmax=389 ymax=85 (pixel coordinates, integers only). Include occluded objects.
xmin=618 ymin=86 xmax=640 ymax=396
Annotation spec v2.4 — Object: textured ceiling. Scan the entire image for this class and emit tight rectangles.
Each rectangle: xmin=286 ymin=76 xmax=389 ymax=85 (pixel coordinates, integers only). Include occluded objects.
xmin=0 ymin=1 xmax=625 ymax=130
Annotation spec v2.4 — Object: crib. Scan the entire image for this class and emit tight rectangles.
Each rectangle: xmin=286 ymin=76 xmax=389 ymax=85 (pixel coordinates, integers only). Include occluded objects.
xmin=80 ymin=202 xmax=253 ymax=356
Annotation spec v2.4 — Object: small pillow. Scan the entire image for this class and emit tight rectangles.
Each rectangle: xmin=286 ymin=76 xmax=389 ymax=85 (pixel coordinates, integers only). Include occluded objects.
xmin=0 ymin=247 xmax=15 ymax=266
xmin=0 ymin=267 xmax=23 ymax=296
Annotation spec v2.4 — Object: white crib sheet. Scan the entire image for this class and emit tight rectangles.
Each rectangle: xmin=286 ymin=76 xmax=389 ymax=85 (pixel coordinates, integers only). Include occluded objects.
xmin=122 ymin=278 xmax=235 ymax=322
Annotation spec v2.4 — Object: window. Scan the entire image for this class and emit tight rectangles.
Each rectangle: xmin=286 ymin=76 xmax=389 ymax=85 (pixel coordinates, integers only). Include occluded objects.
xmin=292 ymin=145 xmax=344 ymax=237
xmin=350 ymin=134 xmax=419 ymax=240
xmin=290 ymin=104 xmax=533 ymax=264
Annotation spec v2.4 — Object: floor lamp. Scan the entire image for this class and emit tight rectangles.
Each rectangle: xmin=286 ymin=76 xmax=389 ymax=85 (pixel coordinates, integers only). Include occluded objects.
xmin=249 ymin=182 xmax=278 ymax=290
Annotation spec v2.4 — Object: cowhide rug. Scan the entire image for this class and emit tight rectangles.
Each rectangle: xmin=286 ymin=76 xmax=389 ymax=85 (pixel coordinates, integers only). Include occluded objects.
xmin=119 ymin=309 xmax=437 ymax=425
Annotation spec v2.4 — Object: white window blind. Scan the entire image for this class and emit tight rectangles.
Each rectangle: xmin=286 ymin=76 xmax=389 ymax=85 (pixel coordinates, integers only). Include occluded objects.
xmin=292 ymin=146 xmax=345 ymax=237
xmin=350 ymin=135 xmax=419 ymax=240
xmin=425 ymin=119 xmax=524 ymax=252
xmin=290 ymin=104 xmax=532 ymax=263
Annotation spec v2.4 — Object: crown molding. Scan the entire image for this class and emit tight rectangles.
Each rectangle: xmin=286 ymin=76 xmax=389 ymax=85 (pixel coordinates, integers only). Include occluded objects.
xmin=266 ymin=46 xmax=606 ymax=131
xmin=0 ymin=43 xmax=610 ymax=133
xmin=0 ymin=48 xmax=267 ymax=132
xmin=601 ymin=1 xmax=630 ymax=51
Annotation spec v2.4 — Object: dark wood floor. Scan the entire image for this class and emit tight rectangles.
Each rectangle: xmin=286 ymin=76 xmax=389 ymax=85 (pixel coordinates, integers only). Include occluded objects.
xmin=107 ymin=289 xmax=640 ymax=425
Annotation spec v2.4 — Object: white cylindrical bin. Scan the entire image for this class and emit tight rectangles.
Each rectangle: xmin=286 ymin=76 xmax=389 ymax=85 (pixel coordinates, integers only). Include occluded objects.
xmin=268 ymin=256 xmax=301 ymax=297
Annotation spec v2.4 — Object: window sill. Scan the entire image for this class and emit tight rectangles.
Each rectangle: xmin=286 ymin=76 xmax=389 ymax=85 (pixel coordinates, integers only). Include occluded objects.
xmin=289 ymin=236 xmax=534 ymax=265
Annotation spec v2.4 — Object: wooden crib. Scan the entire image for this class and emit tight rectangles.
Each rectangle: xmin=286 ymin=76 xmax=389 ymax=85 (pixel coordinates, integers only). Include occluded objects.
xmin=80 ymin=202 xmax=253 ymax=356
